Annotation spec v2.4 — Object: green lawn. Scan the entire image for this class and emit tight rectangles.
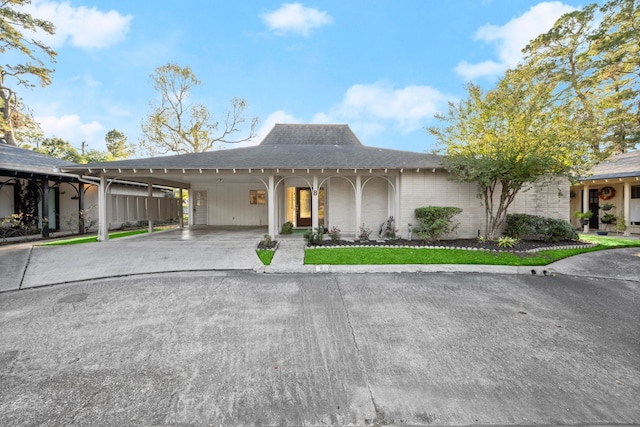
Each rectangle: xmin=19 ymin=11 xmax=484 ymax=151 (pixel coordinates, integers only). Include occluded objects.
xmin=256 ymin=250 xmax=275 ymax=265
xmin=304 ymin=234 xmax=640 ymax=266
xmin=39 ymin=229 xmax=155 ymax=246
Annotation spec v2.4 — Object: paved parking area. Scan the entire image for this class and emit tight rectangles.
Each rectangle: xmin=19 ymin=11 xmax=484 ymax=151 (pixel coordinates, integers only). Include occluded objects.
xmin=0 ymin=271 xmax=638 ymax=426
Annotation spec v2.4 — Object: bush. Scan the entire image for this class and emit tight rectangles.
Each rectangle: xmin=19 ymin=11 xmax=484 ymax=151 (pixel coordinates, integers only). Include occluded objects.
xmin=281 ymin=221 xmax=293 ymax=234
xmin=413 ymin=206 xmax=462 ymax=242
xmin=504 ymin=214 xmax=577 ymax=242
xmin=328 ymin=226 xmax=341 ymax=243
xmin=303 ymin=228 xmax=324 ymax=246
xmin=497 ymin=236 xmax=519 ymax=248
xmin=357 ymin=224 xmax=373 ymax=242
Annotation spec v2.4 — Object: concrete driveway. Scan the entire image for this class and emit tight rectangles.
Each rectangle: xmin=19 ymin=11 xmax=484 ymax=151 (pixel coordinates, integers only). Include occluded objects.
xmin=0 ymin=271 xmax=638 ymax=426
xmin=0 ymin=226 xmax=267 ymax=291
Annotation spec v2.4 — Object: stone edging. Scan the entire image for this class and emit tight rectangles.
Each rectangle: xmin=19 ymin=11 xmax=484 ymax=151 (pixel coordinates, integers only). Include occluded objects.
xmin=305 ymin=242 xmax=598 ymax=253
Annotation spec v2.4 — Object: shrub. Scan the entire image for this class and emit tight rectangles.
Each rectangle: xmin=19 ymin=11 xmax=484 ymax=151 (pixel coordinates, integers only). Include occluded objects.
xmin=357 ymin=224 xmax=373 ymax=242
xmin=328 ymin=226 xmax=341 ymax=243
xmin=303 ymin=228 xmax=324 ymax=246
xmin=281 ymin=221 xmax=294 ymax=234
xmin=497 ymin=236 xmax=519 ymax=248
xmin=413 ymin=206 xmax=462 ymax=242
xmin=504 ymin=214 xmax=578 ymax=242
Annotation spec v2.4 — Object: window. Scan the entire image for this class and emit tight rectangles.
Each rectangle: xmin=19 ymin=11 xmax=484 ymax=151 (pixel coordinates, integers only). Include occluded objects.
xmin=632 ymin=185 xmax=640 ymax=199
xmin=249 ymin=190 xmax=265 ymax=205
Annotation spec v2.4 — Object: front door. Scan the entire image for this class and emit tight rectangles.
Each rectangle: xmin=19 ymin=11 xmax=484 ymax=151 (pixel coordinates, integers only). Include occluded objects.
xmin=193 ymin=191 xmax=207 ymax=225
xmin=296 ymin=188 xmax=312 ymax=227
xmin=588 ymin=189 xmax=599 ymax=229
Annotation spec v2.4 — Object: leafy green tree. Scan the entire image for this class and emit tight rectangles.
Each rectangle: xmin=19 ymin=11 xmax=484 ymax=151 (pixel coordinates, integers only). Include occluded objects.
xmin=523 ymin=0 xmax=639 ymax=158
xmin=105 ymin=128 xmax=135 ymax=159
xmin=36 ymin=137 xmax=82 ymax=162
xmin=1 ymin=0 xmax=56 ymax=146
xmin=428 ymin=70 xmax=588 ymax=240
xmin=140 ymin=63 xmax=258 ymax=155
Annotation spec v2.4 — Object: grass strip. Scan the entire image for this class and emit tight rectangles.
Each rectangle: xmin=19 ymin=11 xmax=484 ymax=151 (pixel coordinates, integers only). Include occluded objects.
xmin=256 ymin=250 xmax=275 ymax=265
xmin=39 ymin=229 xmax=155 ymax=246
xmin=305 ymin=234 xmax=640 ymax=266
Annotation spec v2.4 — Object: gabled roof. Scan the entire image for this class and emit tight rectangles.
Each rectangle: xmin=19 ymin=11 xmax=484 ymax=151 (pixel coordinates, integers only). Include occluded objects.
xmin=61 ymin=124 xmax=442 ymax=171
xmin=579 ymin=150 xmax=640 ymax=181
xmin=0 ymin=143 xmax=78 ymax=177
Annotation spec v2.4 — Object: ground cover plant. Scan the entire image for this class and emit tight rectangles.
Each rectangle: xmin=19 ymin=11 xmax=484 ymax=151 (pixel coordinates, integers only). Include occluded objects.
xmin=256 ymin=250 xmax=274 ymax=265
xmin=304 ymin=234 xmax=640 ymax=266
xmin=39 ymin=229 xmax=156 ymax=246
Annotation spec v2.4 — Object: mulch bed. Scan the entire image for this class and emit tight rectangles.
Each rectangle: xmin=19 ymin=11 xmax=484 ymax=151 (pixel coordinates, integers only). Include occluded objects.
xmin=306 ymin=238 xmax=592 ymax=252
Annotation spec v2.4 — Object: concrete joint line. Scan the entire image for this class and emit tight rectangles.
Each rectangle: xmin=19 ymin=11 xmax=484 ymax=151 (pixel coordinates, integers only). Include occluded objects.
xmin=334 ymin=277 xmax=385 ymax=425
xmin=18 ymin=246 xmax=34 ymax=290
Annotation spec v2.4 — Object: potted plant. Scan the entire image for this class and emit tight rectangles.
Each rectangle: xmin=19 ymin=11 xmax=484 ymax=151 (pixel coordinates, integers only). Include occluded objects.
xmin=601 ymin=213 xmax=617 ymax=224
xmin=574 ymin=210 xmax=593 ymax=226
xmin=601 ymin=203 xmax=615 ymax=211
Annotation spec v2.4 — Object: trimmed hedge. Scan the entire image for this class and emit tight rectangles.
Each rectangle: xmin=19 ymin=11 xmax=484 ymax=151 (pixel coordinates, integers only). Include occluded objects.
xmin=504 ymin=213 xmax=578 ymax=242
xmin=414 ymin=206 xmax=463 ymax=242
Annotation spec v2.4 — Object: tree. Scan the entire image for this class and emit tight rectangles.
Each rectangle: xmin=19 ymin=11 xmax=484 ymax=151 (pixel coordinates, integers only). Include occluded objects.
xmin=1 ymin=0 xmax=56 ymax=146
xmin=36 ymin=137 xmax=82 ymax=162
xmin=523 ymin=0 xmax=639 ymax=159
xmin=105 ymin=129 xmax=135 ymax=159
xmin=427 ymin=70 xmax=588 ymax=240
xmin=140 ymin=63 xmax=258 ymax=155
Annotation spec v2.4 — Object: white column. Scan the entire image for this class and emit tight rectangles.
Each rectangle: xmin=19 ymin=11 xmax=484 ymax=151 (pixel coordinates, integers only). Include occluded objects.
xmin=582 ymin=184 xmax=590 ymax=233
xmin=179 ymin=188 xmax=184 ymax=228
xmin=268 ymin=175 xmax=276 ymax=238
xmin=355 ymin=175 xmax=362 ymax=237
xmin=311 ymin=175 xmax=319 ymax=231
xmin=395 ymin=174 xmax=401 ymax=237
xmin=624 ymin=181 xmax=631 ymax=236
xmin=147 ymin=181 xmax=154 ymax=233
xmin=98 ymin=173 xmax=108 ymax=242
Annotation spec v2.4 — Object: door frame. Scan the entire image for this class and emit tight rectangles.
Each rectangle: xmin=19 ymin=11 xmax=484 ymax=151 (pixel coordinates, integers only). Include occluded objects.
xmin=296 ymin=187 xmax=312 ymax=227
xmin=193 ymin=190 xmax=207 ymax=225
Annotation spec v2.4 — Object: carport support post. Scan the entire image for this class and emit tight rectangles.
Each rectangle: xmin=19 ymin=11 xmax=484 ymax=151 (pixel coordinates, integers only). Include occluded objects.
xmin=41 ymin=179 xmax=50 ymax=238
xmin=311 ymin=175 xmax=319 ymax=231
xmin=179 ymin=188 xmax=184 ymax=228
xmin=355 ymin=175 xmax=362 ymax=237
xmin=147 ymin=181 xmax=154 ymax=234
xmin=98 ymin=173 xmax=108 ymax=241
xmin=268 ymin=175 xmax=276 ymax=238
xmin=623 ymin=181 xmax=630 ymax=236
xmin=395 ymin=174 xmax=401 ymax=237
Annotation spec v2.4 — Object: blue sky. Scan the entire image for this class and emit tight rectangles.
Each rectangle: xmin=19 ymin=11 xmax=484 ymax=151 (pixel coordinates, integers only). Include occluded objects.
xmin=18 ymin=0 xmax=590 ymax=156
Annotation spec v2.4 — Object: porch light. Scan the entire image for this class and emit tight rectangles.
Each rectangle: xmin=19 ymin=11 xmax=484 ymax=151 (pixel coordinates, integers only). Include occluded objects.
xmin=249 ymin=169 xmax=252 ymax=173
xmin=103 ymin=168 xmax=107 ymax=173
xmin=118 ymin=168 xmax=122 ymax=173
xmin=199 ymin=169 xmax=202 ymax=173
xmin=164 ymin=169 xmax=167 ymax=173
xmin=149 ymin=169 xmax=153 ymax=173
xmin=133 ymin=168 xmax=136 ymax=173
xmin=416 ymin=168 xmax=420 ymax=173
xmin=88 ymin=168 xmax=92 ymax=173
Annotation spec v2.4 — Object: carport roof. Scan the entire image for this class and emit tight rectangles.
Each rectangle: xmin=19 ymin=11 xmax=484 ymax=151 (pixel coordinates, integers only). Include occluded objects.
xmin=60 ymin=124 xmax=443 ymax=173
xmin=0 ymin=143 xmax=80 ymax=181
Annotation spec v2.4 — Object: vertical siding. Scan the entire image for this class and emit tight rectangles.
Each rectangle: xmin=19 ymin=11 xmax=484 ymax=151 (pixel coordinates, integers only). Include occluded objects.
xmin=193 ymin=182 xmax=268 ymax=226
xmin=327 ymin=177 xmax=356 ymax=233
xmin=362 ymin=177 xmax=389 ymax=232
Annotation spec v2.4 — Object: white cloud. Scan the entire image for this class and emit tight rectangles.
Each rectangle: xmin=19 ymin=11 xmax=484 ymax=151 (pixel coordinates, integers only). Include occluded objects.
xmin=262 ymin=3 xmax=333 ymax=37
xmin=26 ymin=0 xmax=133 ymax=49
xmin=36 ymin=114 xmax=105 ymax=148
xmin=455 ymin=1 xmax=576 ymax=80
xmin=316 ymin=82 xmax=454 ymax=137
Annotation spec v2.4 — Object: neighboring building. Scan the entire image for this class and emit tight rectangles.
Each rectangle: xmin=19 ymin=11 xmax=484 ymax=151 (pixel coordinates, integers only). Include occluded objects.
xmin=571 ymin=150 xmax=640 ymax=236
xmin=60 ymin=124 xmax=570 ymax=241
xmin=0 ymin=143 xmax=180 ymax=238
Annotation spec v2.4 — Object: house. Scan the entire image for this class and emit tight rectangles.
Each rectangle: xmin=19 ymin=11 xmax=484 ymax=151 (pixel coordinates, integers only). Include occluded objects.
xmin=570 ymin=150 xmax=640 ymax=236
xmin=0 ymin=143 xmax=181 ymax=238
xmin=60 ymin=124 xmax=570 ymax=241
